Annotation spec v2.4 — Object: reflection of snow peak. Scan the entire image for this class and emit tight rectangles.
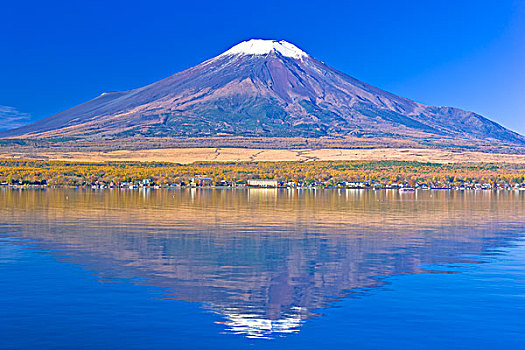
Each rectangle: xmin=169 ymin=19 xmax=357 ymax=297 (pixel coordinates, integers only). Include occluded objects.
xmin=216 ymin=307 xmax=305 ymax=339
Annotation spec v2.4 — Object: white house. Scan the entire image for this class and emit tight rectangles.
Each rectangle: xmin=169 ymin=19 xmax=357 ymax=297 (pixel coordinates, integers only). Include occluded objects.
xmin=247 ymin=179 xmax=278 ymax=188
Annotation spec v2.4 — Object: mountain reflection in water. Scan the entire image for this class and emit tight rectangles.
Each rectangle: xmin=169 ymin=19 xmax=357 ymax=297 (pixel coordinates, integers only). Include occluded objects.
xmin=1 ymin=188 xmax=524 ymax=338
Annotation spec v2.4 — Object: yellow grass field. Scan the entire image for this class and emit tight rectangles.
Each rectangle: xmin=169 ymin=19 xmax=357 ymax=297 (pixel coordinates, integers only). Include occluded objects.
xmin=1 ymin=147 xmax=525 ymax=164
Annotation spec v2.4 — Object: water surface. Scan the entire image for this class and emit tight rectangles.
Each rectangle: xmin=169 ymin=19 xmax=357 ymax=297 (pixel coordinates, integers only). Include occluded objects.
xmin=1 ymin=189 xmax=524 ymax=349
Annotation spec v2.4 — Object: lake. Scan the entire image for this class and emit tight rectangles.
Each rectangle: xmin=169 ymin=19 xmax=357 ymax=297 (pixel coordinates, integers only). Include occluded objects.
xmin=1 ymin=188 xmax=524 ymax=349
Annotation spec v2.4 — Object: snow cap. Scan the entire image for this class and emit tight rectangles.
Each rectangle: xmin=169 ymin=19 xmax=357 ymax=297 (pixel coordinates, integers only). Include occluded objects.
xmin=221 ymin=39 xmax=308 ymax=59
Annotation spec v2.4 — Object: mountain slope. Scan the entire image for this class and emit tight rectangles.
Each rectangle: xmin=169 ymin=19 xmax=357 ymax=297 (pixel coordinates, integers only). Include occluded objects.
xmin=2 ymin=39 xmax=524 ymax=145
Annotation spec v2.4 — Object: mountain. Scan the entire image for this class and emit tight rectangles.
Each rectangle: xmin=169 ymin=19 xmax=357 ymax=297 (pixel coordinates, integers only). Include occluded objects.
xmin=2 ymin=39 xmax=524 ymax=146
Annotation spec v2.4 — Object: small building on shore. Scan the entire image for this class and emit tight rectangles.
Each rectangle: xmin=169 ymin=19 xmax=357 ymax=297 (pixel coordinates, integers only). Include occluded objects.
xmin=346 ymin=181 xmax=369 ymax=188
xmin=247 ymin=179 xmax=278 ymax=188
xmin=190 ymin=176 xmax=213 ymax=187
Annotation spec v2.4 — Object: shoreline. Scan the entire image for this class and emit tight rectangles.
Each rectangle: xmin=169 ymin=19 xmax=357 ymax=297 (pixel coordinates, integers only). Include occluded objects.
xmin=2 ymin=158 xmax=524 ymax=191
xmin=3 ymin=185 xmax=524 ymax=192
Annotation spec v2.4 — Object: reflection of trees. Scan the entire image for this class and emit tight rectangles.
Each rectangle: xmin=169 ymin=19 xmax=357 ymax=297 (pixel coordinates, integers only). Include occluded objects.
xmin=1 ymin=189 xmax=523 ymax=337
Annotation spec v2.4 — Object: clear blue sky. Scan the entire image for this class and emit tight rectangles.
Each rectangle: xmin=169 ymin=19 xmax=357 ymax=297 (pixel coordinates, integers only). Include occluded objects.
xmin=2 ymin=0 xmax=524 ymax=133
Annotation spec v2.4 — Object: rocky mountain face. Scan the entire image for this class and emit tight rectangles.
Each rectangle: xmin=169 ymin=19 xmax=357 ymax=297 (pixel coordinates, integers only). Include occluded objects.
xmin=2 ymin=39 xmax=524 ymax=146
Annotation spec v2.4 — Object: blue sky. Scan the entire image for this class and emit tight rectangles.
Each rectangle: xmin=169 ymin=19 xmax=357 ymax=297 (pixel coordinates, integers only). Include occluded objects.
xmin=1 ymin=0 xmax=524 ymax=133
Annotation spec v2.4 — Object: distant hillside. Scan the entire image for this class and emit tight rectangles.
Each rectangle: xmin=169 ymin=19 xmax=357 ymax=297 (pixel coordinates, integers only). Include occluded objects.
xmin=2 ymin=39 xmax=524 ymax=147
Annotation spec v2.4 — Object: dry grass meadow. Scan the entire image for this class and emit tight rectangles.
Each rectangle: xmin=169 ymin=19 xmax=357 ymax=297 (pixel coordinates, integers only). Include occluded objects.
xmin=2 ymin=147 xmax=525 ymax=164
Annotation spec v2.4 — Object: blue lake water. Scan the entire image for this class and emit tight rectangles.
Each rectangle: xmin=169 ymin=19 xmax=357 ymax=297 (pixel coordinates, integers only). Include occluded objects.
xmin=1 ymin=188 xmax=524 ymax=349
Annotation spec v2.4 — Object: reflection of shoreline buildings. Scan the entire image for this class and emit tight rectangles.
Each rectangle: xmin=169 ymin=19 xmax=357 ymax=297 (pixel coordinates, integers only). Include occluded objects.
xmin=1 ymin=189 xmax=524 ymax=338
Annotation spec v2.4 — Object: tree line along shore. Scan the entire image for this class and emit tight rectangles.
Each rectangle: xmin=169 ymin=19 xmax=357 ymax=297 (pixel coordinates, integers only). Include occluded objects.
xmin=1 ymin=159 xmax=525 ymax=190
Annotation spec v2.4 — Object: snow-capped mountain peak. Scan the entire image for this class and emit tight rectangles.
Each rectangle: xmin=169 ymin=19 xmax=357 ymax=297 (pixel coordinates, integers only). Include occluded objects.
xmin=3 ymin=38 xmax=524 ymax=147
xmin=220 ymin=39 xmax=308 ymax=59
